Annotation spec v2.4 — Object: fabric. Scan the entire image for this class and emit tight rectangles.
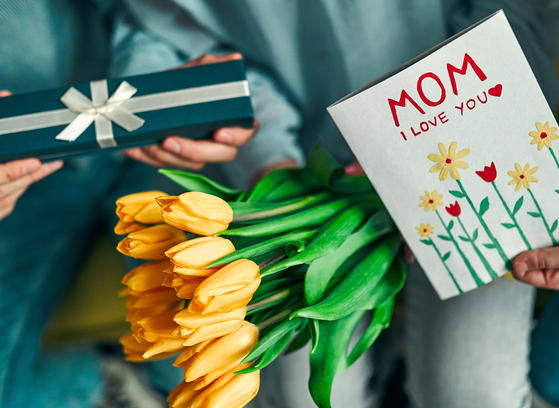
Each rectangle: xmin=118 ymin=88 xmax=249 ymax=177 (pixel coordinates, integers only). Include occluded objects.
xmin=121 ymin=0 xmax=559 ymax=187
xmin=405 ymin=264 xmax=535 ymax=408
xmin=531 ymin=292 xmax=559 ymax=407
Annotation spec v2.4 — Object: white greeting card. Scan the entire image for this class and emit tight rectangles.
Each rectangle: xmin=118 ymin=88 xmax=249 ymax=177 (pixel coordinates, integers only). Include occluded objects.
xmin=328 ymin=11 xmax=559 ymax=299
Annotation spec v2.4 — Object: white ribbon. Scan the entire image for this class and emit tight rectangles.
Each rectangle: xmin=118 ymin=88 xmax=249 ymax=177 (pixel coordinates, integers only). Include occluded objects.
xmin=56 ymin=80 xmax=144 ymax=148
xmin=0 ymin=80 xmax=250 ymax=149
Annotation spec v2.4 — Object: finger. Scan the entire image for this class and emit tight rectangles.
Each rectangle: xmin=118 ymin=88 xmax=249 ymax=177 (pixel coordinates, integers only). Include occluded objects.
xmin=512 ymin=267 xmax=559 ymax=289
xmin=213 ymin=120 xmax=259 ymax=147
xmin=141 ymin=145 xmax=205 ymax=170
xmin=182 ymin=52 xmax=243 ymax=68
xmin=404 ymin=245 xmax=416 ymax=264
xmin=0 ymin=160 xmax=61 ymax=197
xmin=513 ymin=247 xmax=559 ymax=277
xmin=124 ymin=148 xmax=168 ymax=168
xmin=345 ymin=162 xmax=365 ymax=176
xmin=0 ymin=200 xmax=16 ymax=220
xmin=161 ymin=137 xmax=238 ymax=163
xmin=0 ymin=90 xmax=12 ymax=97
xmin=0 ymin=158 xmax=42 ymax=184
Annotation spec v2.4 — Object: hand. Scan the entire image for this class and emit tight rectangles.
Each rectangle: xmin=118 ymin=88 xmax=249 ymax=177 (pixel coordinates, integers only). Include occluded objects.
xmin=512 ymin=247 xmax=559 ymax=290
xmin=124 ymin=52 xmax=258 ymax=170
xmin=346 ymin=161 xmax=416 ymax=264
xmin=0 ymin=91 xmax=64 ymax=220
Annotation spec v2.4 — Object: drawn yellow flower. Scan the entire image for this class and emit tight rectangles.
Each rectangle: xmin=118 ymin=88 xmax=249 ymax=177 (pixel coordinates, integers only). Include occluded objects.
xmin=507 ymin=163 xmax=539 ymax=192
xmin=416 ymin=224 xmax=434 ymax=238
xmin=528 ymin=121 xmax=559 ymax=150
xmin=428 ymin=142 xmax=470 ymax=180
xmin=418 ymin=190 xmax=444 ymax=212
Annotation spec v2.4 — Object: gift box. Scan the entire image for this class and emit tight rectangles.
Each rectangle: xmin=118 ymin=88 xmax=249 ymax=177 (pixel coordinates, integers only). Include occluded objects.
xmin=0 ymin=60 xmax=253 ymax=161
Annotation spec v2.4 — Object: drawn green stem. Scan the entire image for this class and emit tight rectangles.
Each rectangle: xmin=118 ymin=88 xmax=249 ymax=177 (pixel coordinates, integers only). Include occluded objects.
xmin=428 ymin=237 xmax=463 ymax=294
xmin=456 ymin=217 xmax=498 ymax=279
xmin=456 ymin=180 xmax=509 ymax=265
xmin=549 ymin=148 xmax=559 ymax=171
xmin=491 ymin=182 xmax=531 ymax=250
xmin=435 ymin=210 xmax=484 ymax=286
xmin=528 ymin=188 xmax=557 ymax=245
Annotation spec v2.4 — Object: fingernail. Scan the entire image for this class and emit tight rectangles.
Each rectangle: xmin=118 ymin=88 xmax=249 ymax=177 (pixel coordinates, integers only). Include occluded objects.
xmin=514 ymin=261 xmax=528 ymax=275
xmin=164 ymin=138 xmax=181 ymax=154
xmin=215 ymin=130 xmax=233 ymax=144
xmin=44 ymin=160 xmax=63 ymax=172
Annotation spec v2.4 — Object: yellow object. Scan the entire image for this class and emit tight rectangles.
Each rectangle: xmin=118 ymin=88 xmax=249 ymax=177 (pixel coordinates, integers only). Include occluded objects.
xmin=180 ymin=321 xmax=258 ymax=384
xmin=189 ymin=259 xmax=261 ymax=314
xmin=428 ymin=141 xmax=470 ymax=180
xmin=507 ymin=163 xmax=539 ymax=191
xmin=121 ymin=260 xmax=170 ymax=292
xmin=174 ymin=307 xmax=246 ymax=346
xmin=528 ymin=121 xmax=559 ymax=150
xmin=165 ymin=237 xmax=235 ymax=269
xmin=157 ymin=192 xmax=233 ymax=235
xmin=416 ymin=223 xmax=434 ymax=238
xmin=117 ymin=224 xmax=185 ymax=260
xmin=418 ymin=190 xmax=444 ymax=212
xmin=168 ymin=363 xmax=260 ymax=408
xmin=116 ymin=190 xmax=167 ymax=223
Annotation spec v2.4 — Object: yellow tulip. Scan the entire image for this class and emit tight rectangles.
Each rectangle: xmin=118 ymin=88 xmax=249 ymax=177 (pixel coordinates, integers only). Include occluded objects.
xmin=134 ymin=311 xmax=180 ymax=343
xmin=114 ymin=220 xmax=145 ymax=235
xmin=157 ymin=192 xmax=233 ymax=235
xmin=120 ymin=333 xmax=179 ymax=362
xmin=143 ymin=337 xmax=185 ymax=360
xmin=117 ymin=224 xmax=185 ymax=260
xmin=165 ymin=236 xmax=235 ymax=269
xmin=189 ymin=259 xmax=261 ymax=314
xmin=116 ymin=190 xmax=167 ymax=223
xmin=121 ymin=260 xmax=171 ymax=292
xmin=181 ymin=321 xmax=258 ymax=384
xmin=173 ymin=306 xmax=246 ymax=346
xmin=167 ymin=364 xmax=260 ymax=408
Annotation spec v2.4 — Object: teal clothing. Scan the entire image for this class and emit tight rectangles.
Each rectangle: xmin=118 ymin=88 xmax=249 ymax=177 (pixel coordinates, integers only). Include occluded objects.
xmin=0 ymin=1 xmax=185 ymax=407
xmin=122 ymin=0 xmax=559 ymax=186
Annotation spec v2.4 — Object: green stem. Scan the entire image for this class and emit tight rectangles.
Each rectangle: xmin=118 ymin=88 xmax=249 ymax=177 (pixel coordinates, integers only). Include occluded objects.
xmin=456 ymin=217 xmax=498 ymax=279
xmin=256 ymin=310 xmax=291 ymax=331
xmin=435 ymin=210 xmax=483 ymax=286
xmin=528 ymin=188 xmax=557 ymax=245
xmin=247 ymin=289 xmax=291 ymax=313
xmin=491 ymin=182 xmax=531 ymax=250
xmin=549 ymin=148 xmax=559 ymax=171
xmin=456 ymin=180 xmax=509 ymax=265
xmin=429 ymin=238 xmax=463 ymax=294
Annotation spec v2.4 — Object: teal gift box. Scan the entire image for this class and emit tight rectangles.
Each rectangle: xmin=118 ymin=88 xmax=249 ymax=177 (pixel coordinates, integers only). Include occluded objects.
xmin=0 ymin=60 xmax=253 ymax=161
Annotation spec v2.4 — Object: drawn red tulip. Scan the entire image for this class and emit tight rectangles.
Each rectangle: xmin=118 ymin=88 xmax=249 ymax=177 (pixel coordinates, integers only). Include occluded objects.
xmin=475 ymin=162 xmax=497 ymax=183
xmin=445 ymin=201 xmax=461 ymax=217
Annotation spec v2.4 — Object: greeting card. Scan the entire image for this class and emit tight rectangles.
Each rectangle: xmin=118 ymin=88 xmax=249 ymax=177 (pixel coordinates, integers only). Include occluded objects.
xmin=328 ymin=11 xmax=559 ymax=299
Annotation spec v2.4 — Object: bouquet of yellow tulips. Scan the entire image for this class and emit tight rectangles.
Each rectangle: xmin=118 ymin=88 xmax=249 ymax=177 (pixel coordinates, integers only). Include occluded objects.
xmin=115 ymin=146 xmax=406 ymax=408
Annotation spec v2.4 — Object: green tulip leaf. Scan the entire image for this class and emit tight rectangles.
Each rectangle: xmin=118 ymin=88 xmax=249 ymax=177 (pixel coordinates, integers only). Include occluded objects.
xmin=261 ymin=205 xmax=368 ymax=277
xmin=304 ymin=210 xmax=394 ymax=305
xmin=219 ymin=199 xmax=352 ymax=238
xmin=438 ymin=235 xmax=451 ymax=241
xmin=231 ymin=192 xmax=331 ymax=220
xmin=449 ymin=190 xmax=466 ymax=198
xmin=528 ymin=211 xmax=542 ymax=218
xmin=207 ymin=229 xmax=316 ymax=268
xmin=305 ymin=144 xmax=345 ymax=187
xmin=158 ymin=169 xmax=239 ymax=200
xmin=291 ymin=235 xmax=401 ymax=320
xmin=346 ymin=297 xmax=395 ymax=367
xmin=242 ymin=318 xmax=303 ymax=363
xmin=441 ymin=251 xmax=451 ymax=261
xmin=501 ymin=222 xmax=516 ymax=229
xmin=479 ymin=197 xmax=489 ymax=216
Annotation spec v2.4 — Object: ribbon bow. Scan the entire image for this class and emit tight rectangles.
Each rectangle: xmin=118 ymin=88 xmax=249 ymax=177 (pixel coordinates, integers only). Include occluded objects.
xmin=56 ymin=80 xmax=145 ymax=148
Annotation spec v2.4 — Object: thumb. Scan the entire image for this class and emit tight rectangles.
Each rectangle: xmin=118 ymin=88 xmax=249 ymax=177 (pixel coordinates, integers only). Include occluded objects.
xmin=514 ymin=247 xmax=559 ymax=276
xmin=0 ymin=90 xmax=12 ymax=98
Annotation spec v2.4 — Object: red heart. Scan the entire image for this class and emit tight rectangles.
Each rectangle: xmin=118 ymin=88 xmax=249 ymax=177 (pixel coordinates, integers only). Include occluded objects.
xmin=488 ymin=84 xmax=502 ymax=97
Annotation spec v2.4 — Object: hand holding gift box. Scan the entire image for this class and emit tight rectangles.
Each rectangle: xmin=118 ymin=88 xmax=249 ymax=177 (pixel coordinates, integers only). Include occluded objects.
xmin=0 ymin=54 xmax=255 ymax=221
